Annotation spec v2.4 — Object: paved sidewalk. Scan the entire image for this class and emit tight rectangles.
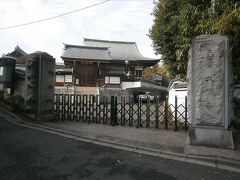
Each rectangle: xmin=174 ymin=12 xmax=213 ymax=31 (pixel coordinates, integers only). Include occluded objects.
xmin=40 ymin=122 xmax=240 ymax=160
xmin=0 ymin=105 xmax=240 ymax=173
xmin=45 ymin=122 xmax=187 ymax=153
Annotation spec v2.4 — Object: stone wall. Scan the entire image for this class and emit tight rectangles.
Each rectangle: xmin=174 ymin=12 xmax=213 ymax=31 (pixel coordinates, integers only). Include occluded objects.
xmin=99 ymin=88 xmax=130 ymax=102
xmin=75 ymin=87 xmax=99 ymax=95
xmin=55 ymin=86 xmax=74 ymax=94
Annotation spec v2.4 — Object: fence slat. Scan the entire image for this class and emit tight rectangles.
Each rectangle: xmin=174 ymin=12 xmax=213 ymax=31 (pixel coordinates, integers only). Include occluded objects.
xmin=155 ymin=96 xmax=159 ymax=129
xmin=137 ymin=97 xmax=141 ymax=128
xmin=184 ymin=96 xmax=188 ymax=131
xmin=76 ymin=95 xmax=80 ymax=121
xmin=174 ymin=96 xmax=178 ymax=131
xmin=96 ymin=95 xmax=100 ymax=123
xmin=146 ymin=97 xmax=150 ymax=128
xmin=70 ymin=94 xmax=75 ymax=121
xmin=129 ymin=96 xmax=133 ymax=126
xmin=164 ymin=97 xmax=168 ymax=129
xmin=59 ymin=94 xmax=63 ymax=121
xmin=83 ymin=95 xmax=87 ymax=122
xmin=123 ymin=97 xmax=126 ymax=125
xmin=104 ymin=96 xmax=107 ymax=124
xmin=120 ymin=96 xmax=124 ymax=125
xmin=79 ymin=95 xmax=83 ymax=121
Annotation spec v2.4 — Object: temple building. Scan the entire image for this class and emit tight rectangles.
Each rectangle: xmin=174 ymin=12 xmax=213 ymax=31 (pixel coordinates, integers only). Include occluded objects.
xmin=61 ymin=38 xmax=168 ymax=97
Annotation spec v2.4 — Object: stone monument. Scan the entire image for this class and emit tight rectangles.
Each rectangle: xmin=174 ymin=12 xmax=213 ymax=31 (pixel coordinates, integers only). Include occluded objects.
xmin=187 ymin=35 xmax=234 ymax=149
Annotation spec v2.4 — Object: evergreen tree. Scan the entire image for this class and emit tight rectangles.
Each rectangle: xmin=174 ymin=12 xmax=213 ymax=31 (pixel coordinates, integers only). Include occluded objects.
xmin=150 ymin=0 xmax=240 ymax=81
xmin=143 ymin=64 xmax=169 ymax=82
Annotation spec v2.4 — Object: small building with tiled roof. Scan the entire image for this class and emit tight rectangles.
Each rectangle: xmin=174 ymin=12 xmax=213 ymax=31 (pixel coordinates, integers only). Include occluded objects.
xmin=7 ymin=46 xmax=27 ymax=61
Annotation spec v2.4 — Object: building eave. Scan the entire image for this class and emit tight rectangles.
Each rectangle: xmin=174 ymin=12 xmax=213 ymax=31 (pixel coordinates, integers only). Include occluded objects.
xmin=61 ymin=57 xmax=159 ymax=65
xmin=61 ymin=56 xmax=112 ymax=62
xmin=83 ymin=38 xmax=136 ymax=45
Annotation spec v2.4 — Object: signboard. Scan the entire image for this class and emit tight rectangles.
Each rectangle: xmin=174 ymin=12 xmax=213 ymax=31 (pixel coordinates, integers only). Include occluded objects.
xmin=15 ymin=69 xmax=25 ymax=79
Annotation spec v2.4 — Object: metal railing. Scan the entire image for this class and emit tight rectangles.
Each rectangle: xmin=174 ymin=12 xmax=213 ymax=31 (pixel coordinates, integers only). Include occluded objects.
xmin=54 ymin=94 xmax=190 ymax=131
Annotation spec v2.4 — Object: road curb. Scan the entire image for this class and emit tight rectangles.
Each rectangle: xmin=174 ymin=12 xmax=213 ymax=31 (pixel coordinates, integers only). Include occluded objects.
xmin=0 ymin=106 xmax=240 ymax=173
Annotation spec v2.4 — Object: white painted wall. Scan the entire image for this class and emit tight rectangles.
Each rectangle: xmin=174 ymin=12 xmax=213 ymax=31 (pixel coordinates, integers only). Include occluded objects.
xmin=105 ymin=76 xmax=120 ymax=84
xmin=121 ymin=81 xmax=168 ymax=92
xmin=168 ymin=88 xmax=187 ymax=107
xmin=168 ymin=81 xmax=188 ymax=122
xmin=121 ymin=81 xmax=141 ymax=89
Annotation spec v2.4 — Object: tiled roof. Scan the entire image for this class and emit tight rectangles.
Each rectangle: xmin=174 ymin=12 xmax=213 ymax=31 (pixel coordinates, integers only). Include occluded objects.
xmin=61 ymin=44 xmax=111 ymax=61
xmin=7 ymin=45 xmax=27 ymax=60
xmin=84 ymin=38 xmax=158 ymax=61
xmin=61 ymin=38 xmax=159 ymax=63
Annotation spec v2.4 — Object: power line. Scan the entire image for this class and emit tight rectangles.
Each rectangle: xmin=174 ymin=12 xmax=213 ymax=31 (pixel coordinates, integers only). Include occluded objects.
xmin=0 ymin=0 xmax=111 ymax=30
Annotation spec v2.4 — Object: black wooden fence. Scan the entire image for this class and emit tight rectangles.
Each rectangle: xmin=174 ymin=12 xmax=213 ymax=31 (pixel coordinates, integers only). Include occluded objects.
xmin=54 ymin=94 xmax=190 ymax=131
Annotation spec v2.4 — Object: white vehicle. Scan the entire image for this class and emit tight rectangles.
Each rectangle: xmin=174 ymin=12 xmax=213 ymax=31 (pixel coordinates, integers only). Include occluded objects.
xmin=137 ymin=92 xmax=155 ymax=102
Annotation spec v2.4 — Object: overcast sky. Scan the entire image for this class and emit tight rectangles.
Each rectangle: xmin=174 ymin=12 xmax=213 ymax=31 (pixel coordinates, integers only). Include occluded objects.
xmin=0 ymin=0 xmax=158 ymax=62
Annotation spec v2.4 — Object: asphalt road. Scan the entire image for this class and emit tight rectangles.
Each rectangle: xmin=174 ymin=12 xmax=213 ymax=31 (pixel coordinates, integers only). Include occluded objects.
xmin=0 ymin=117 xmax=239 ymax=180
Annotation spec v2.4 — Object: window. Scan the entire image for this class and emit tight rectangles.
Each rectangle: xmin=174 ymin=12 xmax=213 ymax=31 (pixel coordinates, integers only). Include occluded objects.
xmin=56 ymin=75 xmax=64 ymax=82
xmin=135 ymin=70 xmax=143 ymax=78
xmin=134 ymin=66 xmax=143 ymax=79
xmin=65 ymin=75 xmax=72 ymax=83
xmin=105 ymin=76 xmax=120 ymax=84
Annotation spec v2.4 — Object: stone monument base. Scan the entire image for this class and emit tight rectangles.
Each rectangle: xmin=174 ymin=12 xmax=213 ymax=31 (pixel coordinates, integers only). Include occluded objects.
xmin=187 ymin=127 xmax=234 ymax=149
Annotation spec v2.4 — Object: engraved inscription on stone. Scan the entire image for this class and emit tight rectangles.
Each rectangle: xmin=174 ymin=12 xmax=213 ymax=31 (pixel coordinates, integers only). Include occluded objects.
xmin=188 ymin=35 xmax=230 ymax=127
